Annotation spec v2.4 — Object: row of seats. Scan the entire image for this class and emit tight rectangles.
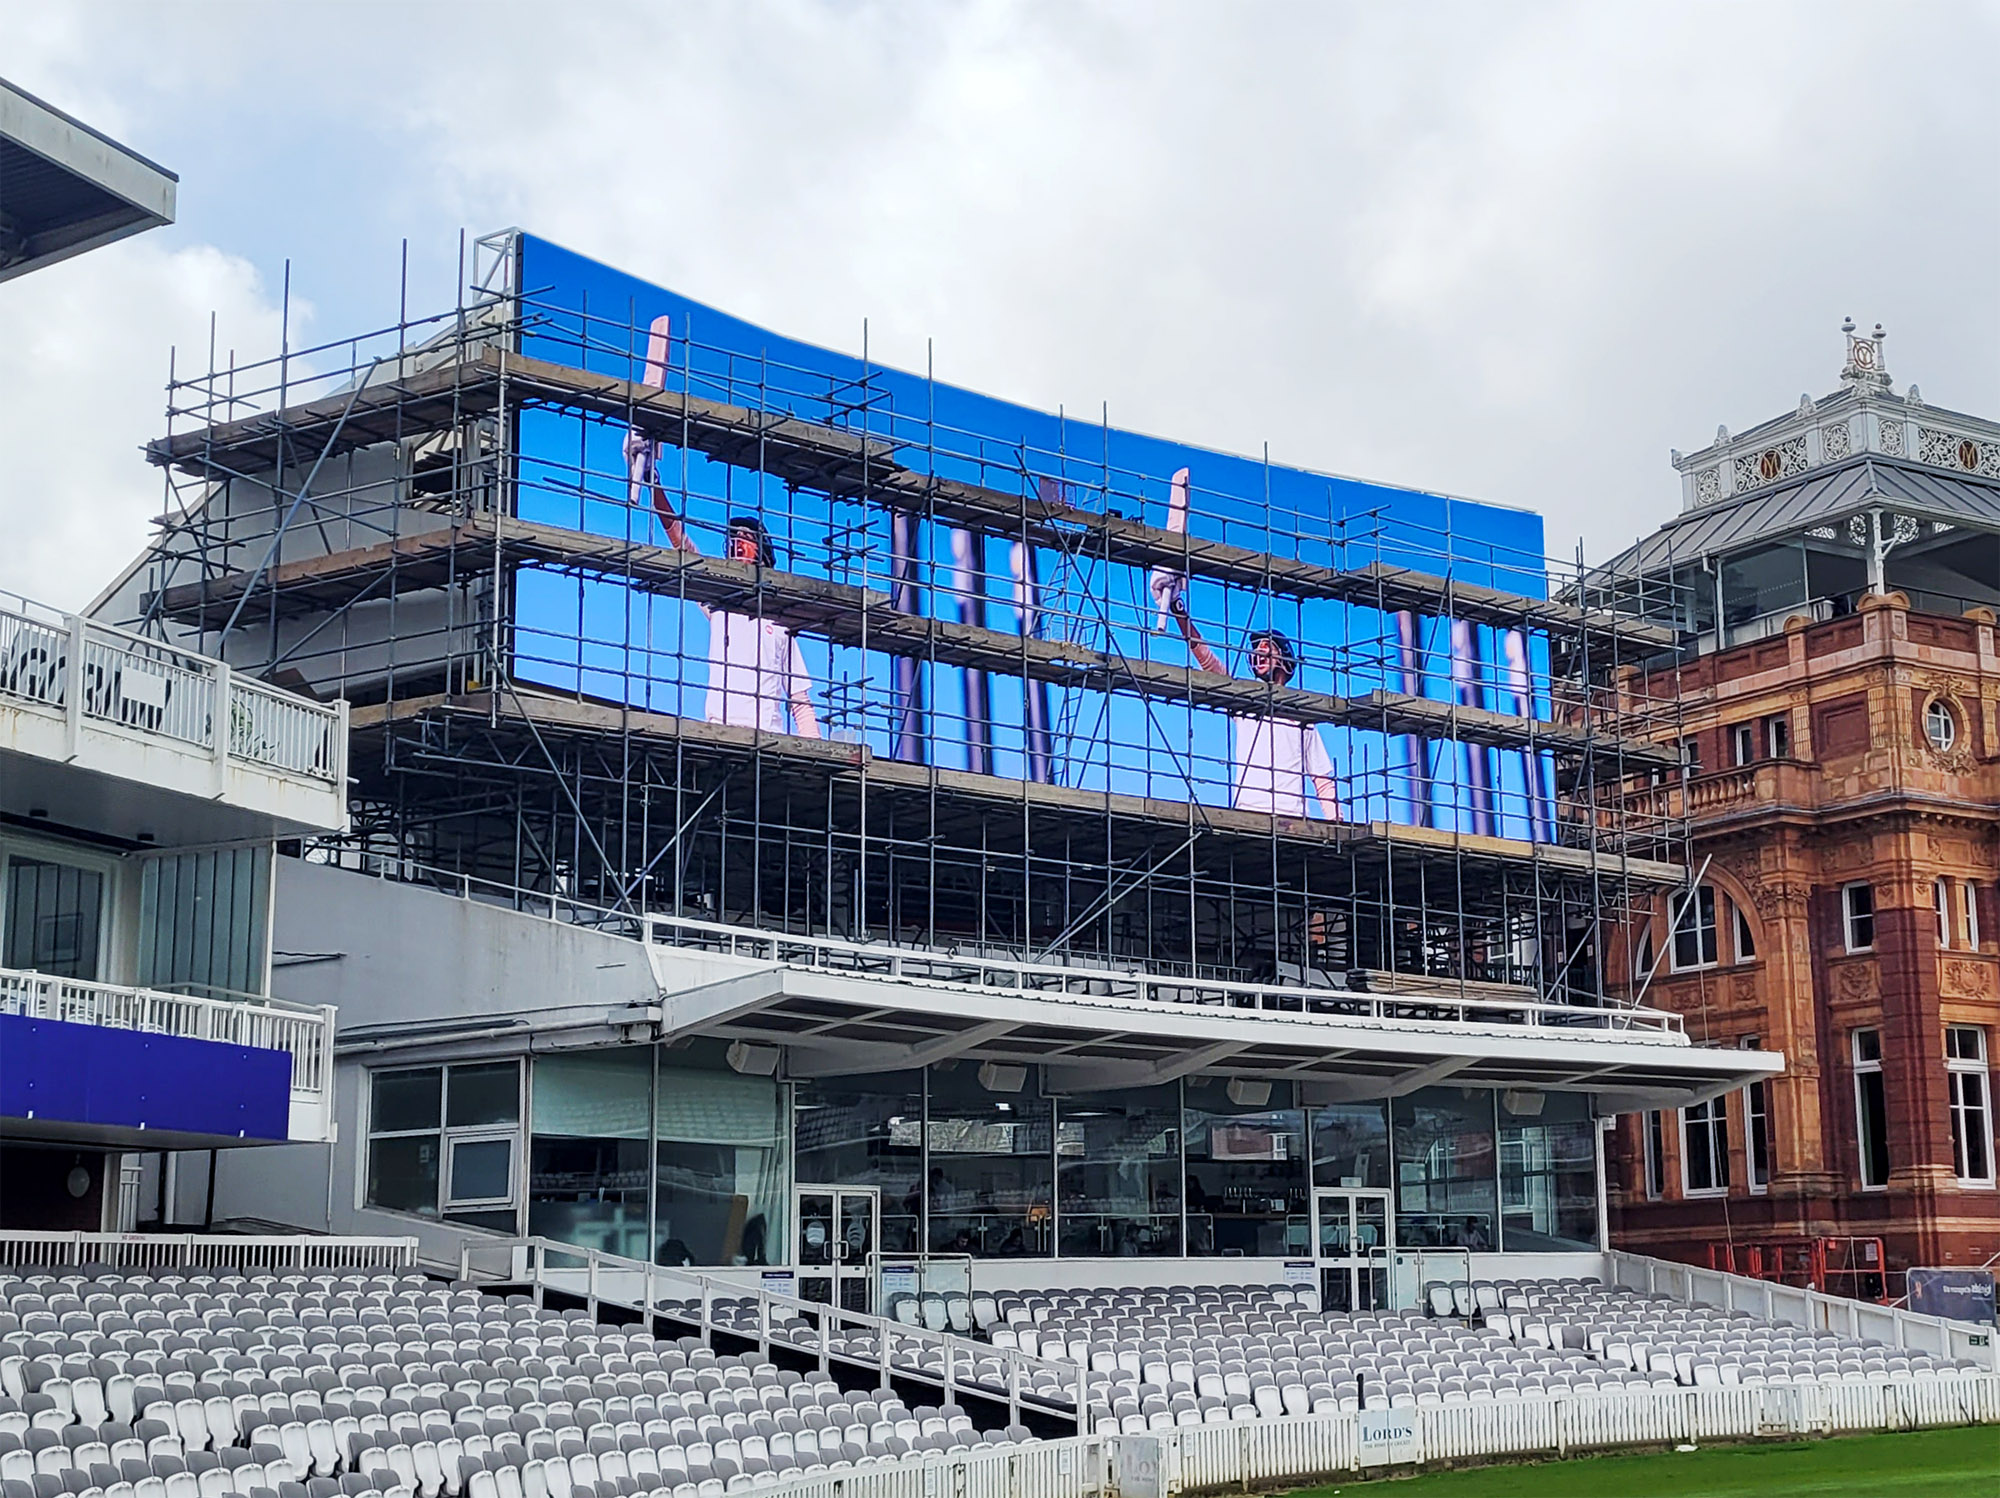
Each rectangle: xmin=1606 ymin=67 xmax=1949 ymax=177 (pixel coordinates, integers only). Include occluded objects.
xmin=0 ymin=1269 xmax=1039 ymax=1498
xmin=655 ymin=1299 xmax=1069 ymax=1407
xmin=1466 ymin=1280 xmax=1976 ymax=1388
xmin=978 ymin=1286 xmax=1318 ymax=1335
xmin=993 ymin=1277 xmax=1982 ymax=1432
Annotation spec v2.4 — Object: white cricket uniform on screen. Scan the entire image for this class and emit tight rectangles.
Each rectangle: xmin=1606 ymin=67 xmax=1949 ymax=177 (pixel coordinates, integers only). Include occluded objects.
xmin=703 ymin=606 xmax=817 ymax=736
xmin=1230 ymin=713 xmax=1337 ymax=817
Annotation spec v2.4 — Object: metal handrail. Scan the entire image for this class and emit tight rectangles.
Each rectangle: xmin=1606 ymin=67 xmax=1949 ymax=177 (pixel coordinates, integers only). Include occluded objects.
xmin=642 ymin=912 xmax=1689 ymax=1039
xmin=0 ymin=964 xmax=336 ymax=1118
xmin=0 ymin=597 xmax=346 ymax=787
xmin=459 ymin=1236 xmax=1085 ymax=1431
xmin=305 ymin=856 xmax=1687 ymax=1041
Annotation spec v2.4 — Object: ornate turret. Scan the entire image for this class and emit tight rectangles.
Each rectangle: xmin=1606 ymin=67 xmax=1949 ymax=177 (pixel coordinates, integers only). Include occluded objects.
xmin=1669 ymin=320 xmax=2000 ymax=513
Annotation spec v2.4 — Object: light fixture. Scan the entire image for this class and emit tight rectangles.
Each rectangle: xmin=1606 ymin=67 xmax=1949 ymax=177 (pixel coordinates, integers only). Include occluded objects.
xmin=726 ymin=1041 xmax=780 ymax=1076
xmin=1502 ymin=1089 xmax=1546 ymax=1117
xmin=1226 ymin=1079 xmax=1272 ymax=1108
xmin=977 ymin=1062 xmax=1027 ymax=1094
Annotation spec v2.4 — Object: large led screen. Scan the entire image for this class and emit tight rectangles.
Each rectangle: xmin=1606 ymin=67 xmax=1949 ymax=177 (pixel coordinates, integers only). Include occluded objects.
xmin=510 ymin=234 xmax=1556 ymax=839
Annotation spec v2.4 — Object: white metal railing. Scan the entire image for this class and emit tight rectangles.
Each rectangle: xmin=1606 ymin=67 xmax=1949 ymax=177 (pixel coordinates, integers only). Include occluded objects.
xmin=0 ymin=1231 xmax=417 ymax=1273
xmin=0 ymin=964 xmax=336 ymax=1125
xmin=306 ymin=858 xmax=1687 ymax=1043
xmin=459 ymin=1236 xmax=1086 ymax=1431
xmin=1608 ymin=1250 xmax=1999 ymax=1372
xmin=0 ymin=596 xmax=346 ymax=787
xmin=642 ymin=913 xmax=1688 ymax=1040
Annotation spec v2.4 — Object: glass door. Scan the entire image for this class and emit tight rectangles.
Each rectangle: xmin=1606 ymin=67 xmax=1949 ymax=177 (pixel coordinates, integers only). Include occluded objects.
xmin=793 ymin=1185 xmax=880 ymax=1314
xmin=1314 ymin=1189 xmax=1392 ymax=1312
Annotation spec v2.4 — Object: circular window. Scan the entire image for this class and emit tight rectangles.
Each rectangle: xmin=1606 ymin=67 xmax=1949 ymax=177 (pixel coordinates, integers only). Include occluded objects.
xmin=1924 ymin=699 xmax=1958 ymax=752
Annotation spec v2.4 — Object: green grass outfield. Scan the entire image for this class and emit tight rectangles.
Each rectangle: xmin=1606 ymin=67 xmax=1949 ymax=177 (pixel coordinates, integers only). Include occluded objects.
xmin=1282 ymin=1426 xmax=2000 ymax=1497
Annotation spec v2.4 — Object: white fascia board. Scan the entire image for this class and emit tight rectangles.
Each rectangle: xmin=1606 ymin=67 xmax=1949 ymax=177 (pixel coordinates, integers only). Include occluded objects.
xmin=656 ymin=962 xmax=1788 ymax=1088
xmin=0 ymin=79 xmax=177 ymax=220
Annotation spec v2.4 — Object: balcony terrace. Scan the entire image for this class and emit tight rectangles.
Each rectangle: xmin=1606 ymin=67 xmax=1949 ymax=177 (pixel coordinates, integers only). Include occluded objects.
xmin=0 ymin=964 xmax=336 ymax=1144
xmin=1 ymin=594 xmax=348 ymax=844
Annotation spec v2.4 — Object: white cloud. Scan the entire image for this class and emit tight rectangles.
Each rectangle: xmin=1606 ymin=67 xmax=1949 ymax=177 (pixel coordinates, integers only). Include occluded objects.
xmin=0 ymin=240 xmax=297 ymax=609
xmin=2 ymin=0 xmax=1997 ymax=582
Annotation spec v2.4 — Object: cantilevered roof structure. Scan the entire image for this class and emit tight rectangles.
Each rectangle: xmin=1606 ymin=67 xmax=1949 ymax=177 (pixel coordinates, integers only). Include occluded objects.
xmin=0 ymin=77 xmax=177 ymax=282
xmin=1605 ymin=458 xmax=2000 ymax=580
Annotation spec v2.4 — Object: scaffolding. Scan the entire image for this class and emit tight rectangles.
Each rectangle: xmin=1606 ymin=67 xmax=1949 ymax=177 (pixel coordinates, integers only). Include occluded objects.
xmin=117 ymin=229 xmax=1694 ymax=1006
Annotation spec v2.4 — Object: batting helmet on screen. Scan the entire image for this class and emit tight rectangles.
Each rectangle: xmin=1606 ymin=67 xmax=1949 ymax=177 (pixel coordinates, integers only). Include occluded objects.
xmin=1246 ymin=628 xmax=1297 ymax=684
xmin=726 ymin=515 xmax=778 ymax=568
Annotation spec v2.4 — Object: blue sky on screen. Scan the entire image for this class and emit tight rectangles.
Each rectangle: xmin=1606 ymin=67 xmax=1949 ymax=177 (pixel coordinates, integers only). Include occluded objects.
xmin=512 ymin=235 xmax=1556 ymax=839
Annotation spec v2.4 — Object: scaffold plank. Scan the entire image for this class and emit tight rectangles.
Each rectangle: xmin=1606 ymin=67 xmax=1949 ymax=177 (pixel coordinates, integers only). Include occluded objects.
xmin=154 ymin=517 xmax=1676 ymax=765
xmin=146 ymin=345 xmax=1675 ymax=657
xmin=347 ymin=688 xmax=1688 ymax=887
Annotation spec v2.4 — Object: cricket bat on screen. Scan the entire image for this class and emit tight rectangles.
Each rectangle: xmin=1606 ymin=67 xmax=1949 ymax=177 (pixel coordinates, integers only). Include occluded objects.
xmin=1149 ymin=465 xmax=1192 ymax=630
xmin=628 ymin=314 xmax=672 ymax=509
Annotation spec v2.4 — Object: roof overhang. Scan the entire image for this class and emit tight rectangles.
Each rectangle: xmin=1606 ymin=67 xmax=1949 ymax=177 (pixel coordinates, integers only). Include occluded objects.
xmin=1597 ymin=457 xmax=2000 ymax=584
xmin=0 ymin=79 xmax=177 ymax=282
xmin=657 ymin=953 xmax=1782 ymax=1115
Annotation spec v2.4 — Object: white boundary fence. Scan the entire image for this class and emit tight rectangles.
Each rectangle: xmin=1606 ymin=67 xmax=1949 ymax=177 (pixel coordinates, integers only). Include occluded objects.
xmin=751 ymin=1375 xmax=2000 ymax=1498
xmin=0 ymin=1231 xmax=418 ymax=1273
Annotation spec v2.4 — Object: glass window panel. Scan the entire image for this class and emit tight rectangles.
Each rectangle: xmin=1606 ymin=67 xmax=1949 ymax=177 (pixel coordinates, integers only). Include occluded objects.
xmin=1312 ymin=1102 xmax=1390 ymax=1189
xmin=4 ymin=857 xmax=104 ymax=980
xmin=1392 ymin=1086 xmax=1498 ymax=1251
xmin=1183 ymin=1078 xmax=1307 ymax=1258
xmin=1682 ymin=1094 xmax=1729 ymax=1193
xmin=528 ymin=1049 xmax=651 ymax=1260
xmin=1498 ymin=1091 xmax=1597 ymax=1251
xmin=1056 ymin=1084 xmax=1181 ymax=1258
xmin=1643 ymin=1112 xmax=1665 ymax=1199
xmin=530 ymin=1135 xmax=650 ymax=1257
xmin=367 ymin=1134 xmax=440 ymax=1217
xmin=371 ymin=1067 xmax=443 ymax=1134
xmin=1845 ymin=885 xmax=1875 ymax=951
xmin=448 ymin=1137 xmax=513 ymax=1203
xmin=447 ymin=1061 xmax=522 ymax=1126
xmin=655 ymin=1052 xmax=788 ymax=1268
xmin=1746 ymin=1082 xmax=1771 ymax=1190
xmin=1672 ymin=886 xmax=1717 ymax=970
xmin=793 ymin=1071 xmax=924 ymax=1253
xmin=1857 ymin=1072 xmax=1890 ymax=1188
xmin=926 ymin=1061 xmax=1052 ymax=1258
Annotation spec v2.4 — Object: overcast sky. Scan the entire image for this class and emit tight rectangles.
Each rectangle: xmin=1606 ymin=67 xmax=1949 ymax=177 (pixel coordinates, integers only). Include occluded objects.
xmin=2 ymin=0 xmax=1996 ymax=608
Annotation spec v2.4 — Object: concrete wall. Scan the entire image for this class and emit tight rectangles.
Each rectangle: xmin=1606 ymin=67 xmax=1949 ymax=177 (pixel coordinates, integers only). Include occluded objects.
xmin=203 ymin=860 xmax=662 ymax=1246
xmin=268 ymin=858 xmax=660 ymax=1029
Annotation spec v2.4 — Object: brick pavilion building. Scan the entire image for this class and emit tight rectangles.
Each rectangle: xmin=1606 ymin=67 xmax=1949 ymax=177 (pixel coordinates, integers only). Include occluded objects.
xmin=1596 ymin=323 xmax=2000 ymax=1289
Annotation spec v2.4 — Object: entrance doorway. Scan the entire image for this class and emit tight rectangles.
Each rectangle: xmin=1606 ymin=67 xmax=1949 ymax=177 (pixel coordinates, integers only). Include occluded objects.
xmin=793 ymin=1185 xmax=880 ymax=1314
xmin=1314 ymin=1189 xmax=1391 ymax=1312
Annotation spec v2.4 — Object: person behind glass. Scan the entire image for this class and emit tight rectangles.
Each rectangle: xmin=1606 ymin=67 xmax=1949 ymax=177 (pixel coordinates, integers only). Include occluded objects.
xmin=630 ymin=430 xmax=821 ymax=739
xmin=1164 ymin=592 xmax=1341 ymax=819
